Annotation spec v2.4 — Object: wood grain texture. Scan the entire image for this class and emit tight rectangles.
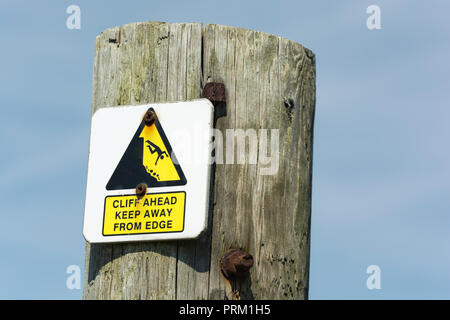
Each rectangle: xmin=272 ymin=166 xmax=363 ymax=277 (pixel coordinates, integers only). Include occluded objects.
xmin=83 ymin=22 xmax=315 ymax=300
xmin=83 ymin=22 xmax=204 ymax=300
xmin=203 ymin=24 xmax=315 ymax=300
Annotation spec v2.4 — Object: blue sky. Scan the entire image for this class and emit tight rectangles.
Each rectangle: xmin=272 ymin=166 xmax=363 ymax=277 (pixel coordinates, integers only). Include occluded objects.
xmin=0 ymin=0 xmax=449 ymax=299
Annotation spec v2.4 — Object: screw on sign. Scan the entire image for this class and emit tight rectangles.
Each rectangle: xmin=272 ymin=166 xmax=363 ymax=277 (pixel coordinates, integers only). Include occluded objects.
xmin=143 ymin=109 xmax=157 ymax=126
xmin=135 ymin=183 xmax=147 ymax=200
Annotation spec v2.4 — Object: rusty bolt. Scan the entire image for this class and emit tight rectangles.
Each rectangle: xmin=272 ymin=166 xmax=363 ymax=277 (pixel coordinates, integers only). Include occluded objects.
xmin=220 ymin=249 xmax=254 ymax=280
xmin=202 ymin=82 xmax=226 ymax=106
xmin=143 ymin=109 xmax=157 ymax=126
xmin=135 ymin=183 xmax=147 ymax=200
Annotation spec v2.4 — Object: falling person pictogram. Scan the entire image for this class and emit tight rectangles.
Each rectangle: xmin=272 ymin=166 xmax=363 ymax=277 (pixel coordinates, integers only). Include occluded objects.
xmin=106 ymin=108 xmax=187 ymax=190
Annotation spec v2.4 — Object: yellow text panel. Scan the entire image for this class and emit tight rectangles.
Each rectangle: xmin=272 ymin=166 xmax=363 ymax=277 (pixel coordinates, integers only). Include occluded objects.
xmin=103 ymin=192 xmax=185 ymax=236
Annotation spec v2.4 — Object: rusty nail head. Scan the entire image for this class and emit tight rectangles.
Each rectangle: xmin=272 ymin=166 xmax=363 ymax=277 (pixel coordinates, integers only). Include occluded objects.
xmin=202 ymin=82 xmax=226 ymax=105
xmin=135 ymin=183 xmax=147 ymax=199
xmin=144 ymin=110 xmax=157 ymax=126
xmin=220 ymin=249 xmax=254 ymax=280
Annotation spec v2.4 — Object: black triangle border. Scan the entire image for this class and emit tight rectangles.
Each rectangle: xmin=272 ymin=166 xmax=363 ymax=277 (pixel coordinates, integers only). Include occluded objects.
xmin=106 ymin=107 xmax=187 ymax=190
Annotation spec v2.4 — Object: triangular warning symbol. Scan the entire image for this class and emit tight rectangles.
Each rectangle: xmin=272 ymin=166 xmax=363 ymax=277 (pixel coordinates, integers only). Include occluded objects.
xmin=106 ymin=108 xmax=187 ymax=190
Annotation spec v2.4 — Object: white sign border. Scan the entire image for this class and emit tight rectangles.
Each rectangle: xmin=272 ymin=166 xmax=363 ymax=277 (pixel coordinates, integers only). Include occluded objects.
xmin=83 ymin=99 xmax=214 ymax=243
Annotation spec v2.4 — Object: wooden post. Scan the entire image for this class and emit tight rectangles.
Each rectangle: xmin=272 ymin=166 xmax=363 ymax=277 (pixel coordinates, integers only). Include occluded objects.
xmin=83 ymin=22 xmax=315 ymax=300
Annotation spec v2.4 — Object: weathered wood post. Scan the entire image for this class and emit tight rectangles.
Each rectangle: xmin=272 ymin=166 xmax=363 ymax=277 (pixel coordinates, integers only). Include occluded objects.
xmin=83 ymin=21 xmax=315 ymax=300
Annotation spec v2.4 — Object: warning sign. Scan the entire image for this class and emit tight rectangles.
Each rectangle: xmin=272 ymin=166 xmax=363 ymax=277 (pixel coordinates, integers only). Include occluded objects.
xmin=103 ymin=192 xmax=185 ymax=236
xmin=83 ymin=99 xmax=214 ymax=243
xmin=106 ymin=107 xmax=186 ymax=190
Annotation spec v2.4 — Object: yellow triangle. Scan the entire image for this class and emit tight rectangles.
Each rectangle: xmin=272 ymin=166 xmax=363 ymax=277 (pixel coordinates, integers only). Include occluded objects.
xmin=139 ymin=124 xmax=181 ymax=182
